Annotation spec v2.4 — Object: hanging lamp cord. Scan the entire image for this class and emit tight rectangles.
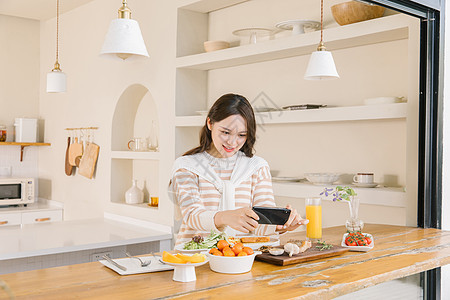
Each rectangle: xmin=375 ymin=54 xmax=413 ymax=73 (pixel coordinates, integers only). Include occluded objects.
xmin=53 ymin=0 xmax=61 ymax=71
xmin=320 ymin=0 xmax=323 ymax=43
xmin=56 ymin=0 xmax=59 ymax=64
xmin=317 ymin=0 xmax=326 ymax=51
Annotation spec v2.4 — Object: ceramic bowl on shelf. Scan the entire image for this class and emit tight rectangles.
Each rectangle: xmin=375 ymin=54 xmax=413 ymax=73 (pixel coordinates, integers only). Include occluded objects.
xmin=203 ymin=40 xmax=230 ymax=52
xmin=205 ymin=251 xmax=261 ymax=274
xmin=331 ymin=1 xmax=385 ymax=26
xmin=305 ymin=173 xmax=340 ymax=185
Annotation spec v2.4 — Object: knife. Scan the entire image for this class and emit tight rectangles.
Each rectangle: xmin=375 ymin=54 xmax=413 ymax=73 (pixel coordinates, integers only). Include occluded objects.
xmin=102 ymin=255 xmax=127 ymax=271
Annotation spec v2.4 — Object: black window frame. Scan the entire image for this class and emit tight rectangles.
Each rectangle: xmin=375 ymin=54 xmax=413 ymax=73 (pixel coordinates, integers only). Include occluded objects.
xmin=364 ymin=0 xmax=443 ymax=298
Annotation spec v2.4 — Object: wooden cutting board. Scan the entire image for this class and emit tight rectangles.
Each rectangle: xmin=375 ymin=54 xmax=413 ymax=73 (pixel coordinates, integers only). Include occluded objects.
xmin=78 ymin=142 xmax=99 ymax=179
xmin=255 ymin=243 xmax=349 ymax=266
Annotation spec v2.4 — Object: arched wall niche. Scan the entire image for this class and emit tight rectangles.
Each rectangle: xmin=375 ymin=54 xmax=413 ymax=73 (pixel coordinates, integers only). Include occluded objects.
xmin=111 ymin=83 xmax=159 ymax=151
xmin=110 ymin=83 xmax=160 ymax=207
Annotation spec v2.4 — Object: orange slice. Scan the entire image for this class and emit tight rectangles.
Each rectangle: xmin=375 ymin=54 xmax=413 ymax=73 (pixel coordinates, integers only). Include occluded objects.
xmin=162 ymin=251 xmax=184 ymax=264
xmin=175 ymin=253 xmax=206 ymax=263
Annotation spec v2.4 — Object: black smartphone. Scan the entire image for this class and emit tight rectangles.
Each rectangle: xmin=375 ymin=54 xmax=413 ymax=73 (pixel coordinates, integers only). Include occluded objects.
xmin=252 ymin=206 xmax=291 ymax=225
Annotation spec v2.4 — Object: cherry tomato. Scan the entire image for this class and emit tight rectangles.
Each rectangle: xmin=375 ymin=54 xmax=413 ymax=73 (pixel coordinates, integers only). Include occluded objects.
xmin=345 ymin=236 xmax=357 ymax=246
xmin=356 ymin=239 xmax=367 ymax=246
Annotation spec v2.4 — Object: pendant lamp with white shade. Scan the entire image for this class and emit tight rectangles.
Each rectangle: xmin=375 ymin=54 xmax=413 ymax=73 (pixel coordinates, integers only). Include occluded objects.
xmin=100 ymin=0 xmax=149 ymax=60
xmin=47 ymin=0 xmax=67 ymax=93
xmin=304 ymin=0 xmax=339 ymax=80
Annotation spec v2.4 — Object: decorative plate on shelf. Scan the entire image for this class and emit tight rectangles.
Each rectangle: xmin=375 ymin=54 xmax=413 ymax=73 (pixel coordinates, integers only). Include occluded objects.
xmin=232 ymin=28 xmax=274 ymax=44
xmin=275 ymin=19 xmax=320 ymax=35
xmin=272 ymin=177 xmax=303 ymax=182
xmin=352 ymin=182 xmax=378 ymax=188
xmin=195 ymin=111 xmax=208 ymax=116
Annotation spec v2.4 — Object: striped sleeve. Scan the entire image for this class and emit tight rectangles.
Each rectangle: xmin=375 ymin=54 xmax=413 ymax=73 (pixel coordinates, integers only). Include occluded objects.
xmin=172 ymin=168 xmax=219 ymax=232
xmin=252 ymin=165 xmax=277 ymax=236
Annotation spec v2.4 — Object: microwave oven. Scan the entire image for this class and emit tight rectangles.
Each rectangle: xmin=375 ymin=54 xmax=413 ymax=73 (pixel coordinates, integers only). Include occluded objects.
xmin=0 ymin=178 xmax=35 ymax=206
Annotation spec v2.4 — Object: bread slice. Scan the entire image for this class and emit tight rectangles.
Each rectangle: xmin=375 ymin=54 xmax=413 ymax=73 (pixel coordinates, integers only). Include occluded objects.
xmin=240 ymin=236 xmax=270 ymax=243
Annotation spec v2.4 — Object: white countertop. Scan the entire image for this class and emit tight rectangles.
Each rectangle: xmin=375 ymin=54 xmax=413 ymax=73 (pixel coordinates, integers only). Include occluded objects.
xmin=0 ymin=218 xmax=172 ymax=260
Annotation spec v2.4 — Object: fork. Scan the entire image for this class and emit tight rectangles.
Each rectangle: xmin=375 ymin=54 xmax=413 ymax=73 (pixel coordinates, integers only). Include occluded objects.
xmin=151 ymin=252 xmax=166 ymax=264
xmin=125 ymin=252 xmax=152 ymax=267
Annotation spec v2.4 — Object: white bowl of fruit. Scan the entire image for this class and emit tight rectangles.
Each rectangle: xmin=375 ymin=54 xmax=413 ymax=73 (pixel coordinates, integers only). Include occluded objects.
xmin=205 ymin=239 xmax=261 ymax=274
xmin=341 ymin=231 xmax=374 ymax=252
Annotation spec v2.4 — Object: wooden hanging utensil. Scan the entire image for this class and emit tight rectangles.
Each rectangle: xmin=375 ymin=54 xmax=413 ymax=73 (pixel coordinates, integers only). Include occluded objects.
xmin=69 ymin=136 xmax=83 ymax=166
xmin=65 ymin=136 xmax=73 ymax=176
xmin=79 ymin=130 xmax=99 ymax=179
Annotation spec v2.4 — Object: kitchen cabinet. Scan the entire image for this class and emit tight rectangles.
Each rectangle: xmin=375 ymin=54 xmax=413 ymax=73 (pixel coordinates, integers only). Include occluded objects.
xmin=0 ymin=207 xmax=62 ymax=227
xmin=21 ymin=210 xmax=62 ymax=224
xmin=0 ymin=212 xmax=21 ymax=226
xmin=174 ymin=0 xmax=419 ymax=225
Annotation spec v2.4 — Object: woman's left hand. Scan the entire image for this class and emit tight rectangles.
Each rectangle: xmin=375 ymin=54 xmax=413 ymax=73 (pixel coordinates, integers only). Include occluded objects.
xmin=276 ymin=204 xmax=309 ymax=233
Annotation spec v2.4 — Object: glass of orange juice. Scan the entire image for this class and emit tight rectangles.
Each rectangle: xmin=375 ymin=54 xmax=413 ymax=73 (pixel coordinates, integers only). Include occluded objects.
xmin=305 ymin=197 xmax=322 ymax=241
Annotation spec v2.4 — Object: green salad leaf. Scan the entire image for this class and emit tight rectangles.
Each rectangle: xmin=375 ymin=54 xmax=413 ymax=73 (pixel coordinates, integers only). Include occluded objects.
xmin=183 ymin=230 xmax=227 ymax=250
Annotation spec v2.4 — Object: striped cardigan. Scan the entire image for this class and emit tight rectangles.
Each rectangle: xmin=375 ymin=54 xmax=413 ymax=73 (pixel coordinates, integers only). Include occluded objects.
xmin=171 ymin=151 xmax=277 ymax=245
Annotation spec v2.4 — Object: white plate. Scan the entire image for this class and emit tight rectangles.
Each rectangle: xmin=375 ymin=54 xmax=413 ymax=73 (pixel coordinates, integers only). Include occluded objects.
xmin=232 ymin=27 xmax=274 ymax=37
xmin=232 ymin=28 xmax=274 ymax=44
xmin=275 ymin=19 xmax=320 ymax=35
xmin=240 ymin=236 xmax=280 ymax=250
xmin=352 ymin=182 xmax=378 ymax=188
xmin=99 ymin=255 xmax=174 ymax=275
xmin=174 ymin=244 xmax=210 ymax=253
xmin=272 ymin=176 xmax=303 ymax=182
xmin=341 ymin=233 xmax=374 ymax=252
xmin=195 ymin=110 xmax=208 ymax=116
xmin=175 ymin=236 xmax=279 ymax=252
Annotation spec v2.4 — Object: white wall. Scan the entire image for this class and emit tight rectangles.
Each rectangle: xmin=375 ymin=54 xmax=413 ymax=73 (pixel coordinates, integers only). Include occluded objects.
xmin=0 ymin=14 xmax=40 ymax=136
xmin=0 ymin=15 xmax=41 ymax=180
xmin=37 ymin=0 xmax=176 ymax=226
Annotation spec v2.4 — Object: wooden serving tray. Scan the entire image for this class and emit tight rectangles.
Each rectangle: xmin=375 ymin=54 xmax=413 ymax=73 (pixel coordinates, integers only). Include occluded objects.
xmin=255 ymin=243 xmax=349 ymax=266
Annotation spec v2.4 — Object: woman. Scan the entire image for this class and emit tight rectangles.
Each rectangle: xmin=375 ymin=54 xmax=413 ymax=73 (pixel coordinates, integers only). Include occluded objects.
xmin=170 ymin=94 xmax=308 ymax=245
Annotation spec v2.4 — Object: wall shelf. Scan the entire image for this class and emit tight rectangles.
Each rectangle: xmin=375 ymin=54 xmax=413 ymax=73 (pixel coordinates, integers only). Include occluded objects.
xmin=175 ymin=103 xmax=407 ymax=127
xmin=272 ymin=181 xmax=406 ymax=208
xmin=178 ymin=0 xmax=249 ymax=13
xmin=176 ymin=14 xmax=411 ymax=70
xmin=111 ymin=151 xmax=160 ymax=160
xmin=0 ymin=142 xmax=51 ymax=161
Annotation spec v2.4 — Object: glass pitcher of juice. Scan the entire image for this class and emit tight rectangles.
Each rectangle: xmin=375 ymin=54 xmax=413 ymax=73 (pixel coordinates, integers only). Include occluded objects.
xmin=305 ymin=197 xmax=322 ymax=241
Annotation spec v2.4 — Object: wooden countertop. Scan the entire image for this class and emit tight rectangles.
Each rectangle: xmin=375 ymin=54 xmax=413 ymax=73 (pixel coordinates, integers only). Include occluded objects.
xmin=1 ymin=224 xmax=450 ymax=299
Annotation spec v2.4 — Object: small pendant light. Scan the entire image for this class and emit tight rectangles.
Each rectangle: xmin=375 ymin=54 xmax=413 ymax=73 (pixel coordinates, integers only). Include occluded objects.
xmin=46 ymin=0 xmax=67 ymax=93
xmin=304 ymin=0 xmax=339 ymax=80
xmin=100 ymin=0 xmax=149 ymax=60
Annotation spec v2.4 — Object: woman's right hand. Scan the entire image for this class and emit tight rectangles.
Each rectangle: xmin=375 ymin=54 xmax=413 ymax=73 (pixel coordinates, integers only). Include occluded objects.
xmin=214 ymin=208 xmax=260 ymax=233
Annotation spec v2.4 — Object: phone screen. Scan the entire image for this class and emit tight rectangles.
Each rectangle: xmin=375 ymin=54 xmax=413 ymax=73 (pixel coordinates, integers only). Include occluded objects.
xmin=252 ymin=207 xmax=291 ymax=225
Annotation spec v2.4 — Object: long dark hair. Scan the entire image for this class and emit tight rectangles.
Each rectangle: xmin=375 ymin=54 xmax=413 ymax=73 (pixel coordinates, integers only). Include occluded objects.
xmin=183 ymin=94 xmax=256 ymax=157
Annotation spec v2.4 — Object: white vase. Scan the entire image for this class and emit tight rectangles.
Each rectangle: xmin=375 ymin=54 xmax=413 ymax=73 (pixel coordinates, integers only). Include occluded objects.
xmin=125 ymin=180 xmax=144 ymax=204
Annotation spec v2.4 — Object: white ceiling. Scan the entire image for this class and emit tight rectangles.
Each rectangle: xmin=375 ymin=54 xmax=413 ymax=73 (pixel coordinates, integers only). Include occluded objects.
xmin=0 ymin=0 xmax=95 ymax=20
